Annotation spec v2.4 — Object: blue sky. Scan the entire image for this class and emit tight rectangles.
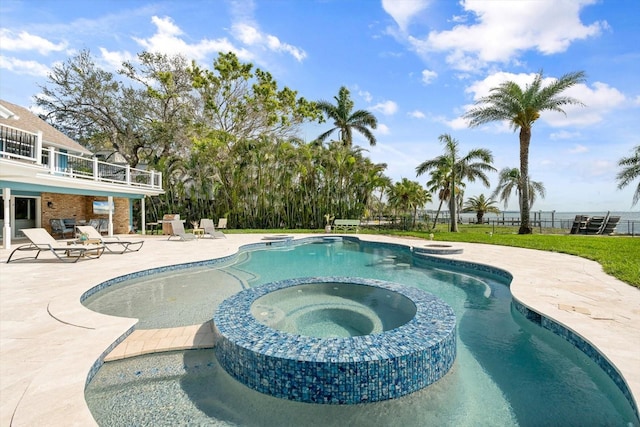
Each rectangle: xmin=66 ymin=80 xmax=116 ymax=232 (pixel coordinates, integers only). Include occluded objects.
xmin=1 ymin=0 xmax=638 ymax=212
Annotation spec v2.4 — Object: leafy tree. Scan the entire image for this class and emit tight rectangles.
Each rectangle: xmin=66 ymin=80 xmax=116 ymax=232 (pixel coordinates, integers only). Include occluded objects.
xmin=462 ymin=194 xmax=500 ymax=224
xmin=492 ymin=167 xmax=546 ymax=211
xmin=464 ymin=70 xmax=585 ymax=234
xmin=416 ymin=134 xmax=495 ymax=232
xmin=189 ymin=52 xmax=321 ymax=144
xmin=37 ymin=50 xmax=196 ymax=167
xmin=36 ymin=49 xmax=393 ymax=229
xmin=316 ymin=86 xmax=378 ymax=146
xmin=616 ymin=145 xmax=640 ymax=207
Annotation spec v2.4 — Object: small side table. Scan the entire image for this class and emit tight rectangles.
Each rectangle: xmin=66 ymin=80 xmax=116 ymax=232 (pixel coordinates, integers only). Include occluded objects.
xmin=193 ymin=228 xmax=205 ymax=238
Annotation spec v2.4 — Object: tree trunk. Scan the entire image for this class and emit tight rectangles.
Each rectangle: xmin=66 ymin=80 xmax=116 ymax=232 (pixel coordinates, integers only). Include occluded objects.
xmin=519 ymin=127 xmax=532 ymax=234
xmin=449 ymin=179 xmax=458 ymax=232
xmin=432 ymin=199 xmax=444 ymax=229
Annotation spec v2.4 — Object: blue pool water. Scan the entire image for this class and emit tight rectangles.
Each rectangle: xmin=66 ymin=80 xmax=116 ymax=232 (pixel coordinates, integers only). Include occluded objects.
xmin=83 ymin=238 xmax=639 ymax=426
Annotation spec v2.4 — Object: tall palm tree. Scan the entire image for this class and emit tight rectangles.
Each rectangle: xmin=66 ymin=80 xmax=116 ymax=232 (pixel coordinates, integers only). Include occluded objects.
xmin=463 ymin=70 xmax=585 ymax=234
xmin=316 ymin=86 xmax=378 ymax=146
xmin=416 ymin=134 xmax=495 ymax=232
xmin=492 ymin=167 xmax=546 ymax=211
xmin=616 ymin=145 xmax=640 ymax=207
xmin=462 ymin=194 xmax=500 ymax=224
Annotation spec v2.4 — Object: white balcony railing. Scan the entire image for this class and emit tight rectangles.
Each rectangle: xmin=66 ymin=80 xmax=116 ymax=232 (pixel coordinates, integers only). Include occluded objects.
xmin=1 ymin=123 xmax=162 ymax=190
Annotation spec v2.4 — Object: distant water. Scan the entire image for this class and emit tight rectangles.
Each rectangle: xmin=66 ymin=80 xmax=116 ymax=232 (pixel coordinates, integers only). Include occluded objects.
xmin=432 ymin=211 xmax=640 ymax=235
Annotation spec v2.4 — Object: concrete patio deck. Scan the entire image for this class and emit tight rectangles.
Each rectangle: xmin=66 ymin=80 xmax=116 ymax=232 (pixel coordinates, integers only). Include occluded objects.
xmin=0 ymin=233 xmax=638 ymax=426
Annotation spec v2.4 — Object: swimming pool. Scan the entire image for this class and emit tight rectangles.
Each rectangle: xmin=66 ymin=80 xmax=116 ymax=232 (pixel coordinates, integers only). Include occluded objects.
xmin=83 ymin=238 xmax=639 ymax=426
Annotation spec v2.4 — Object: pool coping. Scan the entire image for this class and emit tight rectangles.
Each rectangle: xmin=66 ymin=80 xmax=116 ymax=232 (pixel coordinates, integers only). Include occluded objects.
xmin=0 ymin=233 xmax=638 ymax=425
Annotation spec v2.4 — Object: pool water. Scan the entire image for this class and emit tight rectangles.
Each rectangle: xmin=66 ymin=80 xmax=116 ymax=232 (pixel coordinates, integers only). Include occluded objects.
xmin=250 ymin=282 xmax=417 ymax=337
xmin=84 ymin=239 xmax=639 ymax=426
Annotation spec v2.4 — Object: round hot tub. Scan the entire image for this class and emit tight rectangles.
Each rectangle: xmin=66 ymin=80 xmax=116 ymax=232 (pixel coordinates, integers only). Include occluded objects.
xmin=213 ymin=277 xmax=456 ymax=404
xmin=250 ymin=282 xmax=416 ymax=337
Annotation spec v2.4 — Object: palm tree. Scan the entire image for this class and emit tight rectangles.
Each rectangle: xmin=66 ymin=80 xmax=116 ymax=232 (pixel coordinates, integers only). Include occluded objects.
xmin=463 ymin=194 xmax=500 ymax=224
xmin=387 ymin=178 xmax=430 ymax=229
xmin=425 ymin=167 xmax=451 ymax=228
xmin=316 ymin=86 xmax=378 ymax=146
xmin=416 ymin=134 xmax=495 ymax=232
xmin=492 ymin=167 xmax=546 ymax=211
xmin=616 ymin=145 xmax=640 ymax=207
xmin=463 ymin=70 xmax=585 ymax=234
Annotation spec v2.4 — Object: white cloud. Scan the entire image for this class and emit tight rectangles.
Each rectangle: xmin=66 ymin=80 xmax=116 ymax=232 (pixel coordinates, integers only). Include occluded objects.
xmin=445 ymin=116 xmax=471 ymax=130
xmin=99 ymin=48 xmax=135 ymax=71
xmin=567 ymin=144 xmax=588 ymax=154
xmin=0 ymin=29 xmax=68 ymax=55
xmin=382 ymin=0 xmax=430 ymax=32
xmin=550 ymin=130 xmax=581 ymax=140
xmin=409 ymin=0 xmax=605 ymax=70
xmin=133 ymin=16 xmax=253 ymax=62
xmin=371 ymin=100 xmax=398 ymax=115
xmin=421 ymin=69 xmax=437 ymax=84
xmin=358 ymin=90 xmax=373 ymax=103
xmin=634 ymin=95 xmax=640 ymax=106
xmin=227 ymin=0 xmax=306 ymax=62
xmin=409 ymin=110 xmax=426 ymax=119
xmin=0 ymin=55 xmax=50 ymax=76
xmin=376 ymin=123 xmax=390 ymax=135
xmin=232 ymin=23 xmax=306 ymax=61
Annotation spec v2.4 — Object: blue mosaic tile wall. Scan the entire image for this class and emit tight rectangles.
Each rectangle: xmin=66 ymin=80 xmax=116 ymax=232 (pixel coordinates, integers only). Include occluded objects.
xmin=213 ymin=277 xmax=457 ymax=404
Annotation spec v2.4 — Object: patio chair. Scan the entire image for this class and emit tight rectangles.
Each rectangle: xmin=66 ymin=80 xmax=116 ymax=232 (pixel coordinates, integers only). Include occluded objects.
xmin=50 ymin=218 xmax=75 ymax=239
xmin=200 ymin=219 xmax=226 ymax=239
xmin=89 ymin=218 xmax=108 ymax=234
xmin=167 ymin=220 xmax=197 ymax=241
xmin=217 ymin=218 xmax=228 ymax=229
xmin=7 ymin=228 xmax=105 ymax=263
xmin=76 ymin=225 xmax=144 ymax=254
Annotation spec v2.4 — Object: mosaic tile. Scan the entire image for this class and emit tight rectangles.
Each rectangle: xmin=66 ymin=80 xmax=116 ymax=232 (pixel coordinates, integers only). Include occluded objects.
xmin=213 ymin=276 xmax=456 ymax=404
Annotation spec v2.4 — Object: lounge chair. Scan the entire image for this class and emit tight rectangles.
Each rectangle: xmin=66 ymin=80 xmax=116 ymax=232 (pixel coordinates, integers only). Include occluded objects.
xmin=569 ymin=215 xmax=589 ymax=234
xmin=585 ymin=216 xmax=606 ymax=235
xmin=167 ymin=220 xmax=197 ymax=241
xmin=7 ymin=228 xmax=105 ymax=263
xmin=50 ymin=218 xmax=75 ymax=239
xmin=601 ymin=215 xmax=621 ymax=235
xmin=217 ymin=218 xmax=228 ymax=229
xmin=200 ymin=219 xmax=226 ymax=239
xmin=76 ymin=225 xmax=144 ymax=254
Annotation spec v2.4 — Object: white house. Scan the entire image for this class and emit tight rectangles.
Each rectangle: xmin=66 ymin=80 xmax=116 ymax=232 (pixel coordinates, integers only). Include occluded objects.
xmin=0 ymin=99 xmax=164 ymax=249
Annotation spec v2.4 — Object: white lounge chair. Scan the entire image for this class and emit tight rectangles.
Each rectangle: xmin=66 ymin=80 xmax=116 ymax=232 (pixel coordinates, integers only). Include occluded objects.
xmin=7 ymin=228 xmax=105 ymax=263
xmin=76 ymin=225 xmax=144 ymax=254
xmin=200 ymin=219 xmax=226 ymax=239
xmin=167 ymin=220 xmax=197 ymax=241
xmin=217 ymin=218 xmax=228 ymax=229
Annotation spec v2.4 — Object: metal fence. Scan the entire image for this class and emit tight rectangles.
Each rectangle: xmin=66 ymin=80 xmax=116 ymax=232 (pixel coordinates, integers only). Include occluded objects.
xmin=365 ymin=213 xmax=639 ymax=236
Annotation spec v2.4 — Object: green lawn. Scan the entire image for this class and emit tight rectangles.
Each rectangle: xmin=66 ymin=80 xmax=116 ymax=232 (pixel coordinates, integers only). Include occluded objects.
xmin=223 ymin=226 xmax=640 ymax=288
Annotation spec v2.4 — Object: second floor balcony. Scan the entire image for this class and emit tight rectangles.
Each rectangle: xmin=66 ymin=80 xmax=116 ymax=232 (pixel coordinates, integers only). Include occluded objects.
xmin=1 ymin=123 xmax=163 ymax=191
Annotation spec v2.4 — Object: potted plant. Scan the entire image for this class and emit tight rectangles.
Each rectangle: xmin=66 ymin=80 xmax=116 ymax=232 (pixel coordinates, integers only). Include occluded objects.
xmin=324 ymin=214 xmax=335 ymax=233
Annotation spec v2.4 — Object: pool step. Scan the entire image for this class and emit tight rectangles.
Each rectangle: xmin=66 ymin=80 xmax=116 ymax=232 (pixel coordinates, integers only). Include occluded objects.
xmin=104 ymin=321 xmax=215 ymax=362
